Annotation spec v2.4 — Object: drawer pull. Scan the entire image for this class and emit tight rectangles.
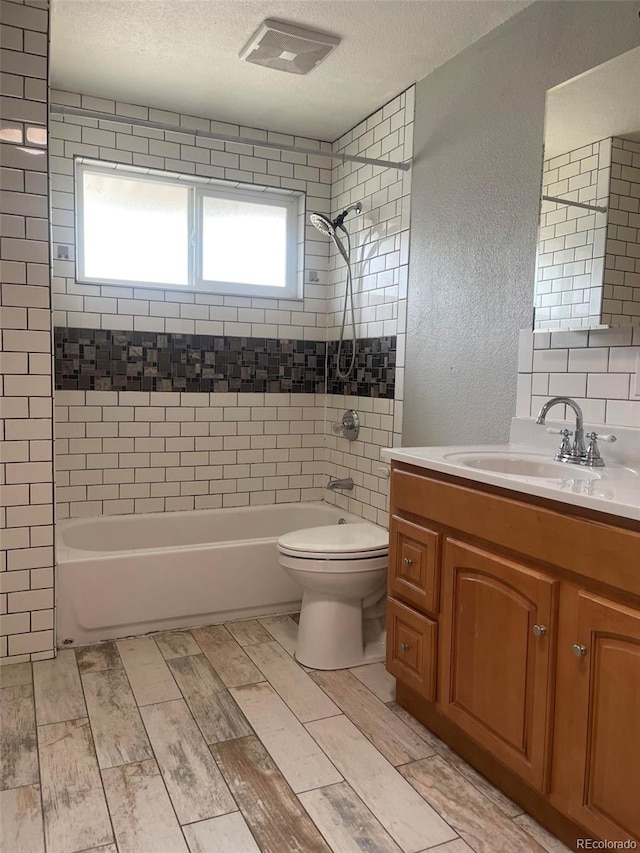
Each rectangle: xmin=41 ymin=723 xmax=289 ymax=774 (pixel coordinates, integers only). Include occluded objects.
xmin=399 ymin=643 xmax=409 ymax=652
xmin=532 ymin=624 xmax=547 ymax=637
xmin=572 ymin=643 xmax=588 ymax=657
xmin=402 ymin=557 xmax=414 ymax=567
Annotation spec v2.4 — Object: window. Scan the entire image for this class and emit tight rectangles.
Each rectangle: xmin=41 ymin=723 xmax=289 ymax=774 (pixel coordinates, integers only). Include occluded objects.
xmin=76 ymin=160 xmax=302 ymax=298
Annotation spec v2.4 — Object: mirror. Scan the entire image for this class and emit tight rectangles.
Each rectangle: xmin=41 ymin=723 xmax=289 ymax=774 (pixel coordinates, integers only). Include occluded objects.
xmin=533 ymin=45 xmax=640 ymax=331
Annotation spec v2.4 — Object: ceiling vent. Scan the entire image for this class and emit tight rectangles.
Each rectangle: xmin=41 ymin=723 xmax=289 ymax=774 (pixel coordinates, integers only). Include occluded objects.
xmin=239 ymin=19 xmax=340 ymax=75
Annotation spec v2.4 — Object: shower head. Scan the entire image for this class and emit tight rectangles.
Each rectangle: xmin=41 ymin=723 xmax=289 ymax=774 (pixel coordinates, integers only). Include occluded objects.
xmin=310 ymin=212 xmax=335 ymax=237
xmin=309 ymin=202 xmax=362 ymax=238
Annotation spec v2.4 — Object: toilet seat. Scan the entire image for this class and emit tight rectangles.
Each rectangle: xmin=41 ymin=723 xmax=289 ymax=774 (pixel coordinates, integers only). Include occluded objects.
xmin=277 ymin=522 xmax=388 ymax=560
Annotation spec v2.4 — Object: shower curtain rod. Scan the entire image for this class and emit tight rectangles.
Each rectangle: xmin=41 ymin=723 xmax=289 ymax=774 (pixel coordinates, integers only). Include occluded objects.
xmin=50 ymin=105 xmax=412 ymax=172
xmin=542 ymin=194 xmax=607 ymax=214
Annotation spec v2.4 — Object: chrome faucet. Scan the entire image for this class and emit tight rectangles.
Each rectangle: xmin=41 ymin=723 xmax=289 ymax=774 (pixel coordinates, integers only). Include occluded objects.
xmin=326 ymin=476 xmax=354 ymax=491
xmin=535 ymin=396 xmax=616 ymax=467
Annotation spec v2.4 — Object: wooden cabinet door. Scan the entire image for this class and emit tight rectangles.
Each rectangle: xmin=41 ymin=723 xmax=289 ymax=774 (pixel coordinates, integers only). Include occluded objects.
xmin=440 ymin=539 xmax=557 ymax=790
xmin=388 ymin=516 xmax=440 ymax=615
xmin=562 ymin=592 xmax=640 ymax=842
xmin=387 ymin=597 xmax=437 ymax=701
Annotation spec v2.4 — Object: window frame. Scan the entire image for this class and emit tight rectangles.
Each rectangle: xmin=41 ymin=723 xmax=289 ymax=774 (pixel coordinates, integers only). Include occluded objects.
xmin=75 ymin=159 xmax=303 ymax=300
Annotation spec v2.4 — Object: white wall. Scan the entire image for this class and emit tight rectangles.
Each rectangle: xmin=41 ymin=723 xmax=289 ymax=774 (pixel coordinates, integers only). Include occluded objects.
xmin=0 ymin=0 xmax=55 ymax=664
xmin=404 ymin=1 xmax=640 ymax=446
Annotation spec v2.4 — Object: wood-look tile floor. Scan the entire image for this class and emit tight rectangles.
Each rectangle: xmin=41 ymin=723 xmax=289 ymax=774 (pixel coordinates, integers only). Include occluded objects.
xmin=0 ymin=614 xmax=571 ymax=853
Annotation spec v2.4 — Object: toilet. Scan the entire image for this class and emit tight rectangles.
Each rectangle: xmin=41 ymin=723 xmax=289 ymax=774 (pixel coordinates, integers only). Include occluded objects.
xmin=277 ymin=522 xmax=389 ymax=670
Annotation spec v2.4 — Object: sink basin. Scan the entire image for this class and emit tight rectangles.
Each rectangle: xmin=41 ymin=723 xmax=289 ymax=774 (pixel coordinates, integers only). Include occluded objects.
xmin=443 ymin=451 xmax=602 ymax=480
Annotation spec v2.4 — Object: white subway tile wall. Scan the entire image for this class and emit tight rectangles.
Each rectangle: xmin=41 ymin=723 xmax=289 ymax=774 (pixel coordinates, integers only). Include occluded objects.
xmin=0 ymin=0 xmax=56 ymax=663
xmin=55 ymin=391 xmax=326 ymax=518
xmin=51 ymin=88 xmax=415 ymax=524
xmin=323 ymin=88 xmax=414 ymax=525
xmin=602 ymin=138 xmax=640 ymax=325
xmin=517 ymin=327 xmax=640 ymax=427
xmin=49 ymin=90 xmax=332 ymax=338
xmin=535 ymin=140 xmax=610 ymax=330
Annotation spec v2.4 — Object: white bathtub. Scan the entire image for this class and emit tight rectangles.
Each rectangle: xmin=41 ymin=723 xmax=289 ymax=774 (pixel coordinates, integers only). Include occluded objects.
xmin=56 ymin=502 xmax=361 ymax=646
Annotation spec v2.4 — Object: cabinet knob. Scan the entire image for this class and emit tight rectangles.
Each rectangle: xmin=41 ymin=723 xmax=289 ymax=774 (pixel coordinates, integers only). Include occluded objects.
xmin=399 ymin=643 xmax=409 ymax=652
xmin=402 ymin=557 xmax=414 ymax=567
xmin=532 ymin=624 xmax=547 ymax=637
xmin=571 ymin=643 xmax=588 ymax=657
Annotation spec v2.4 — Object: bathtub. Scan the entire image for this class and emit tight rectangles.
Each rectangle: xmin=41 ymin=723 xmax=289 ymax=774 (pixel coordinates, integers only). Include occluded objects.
xmin=56 ymin=502 xmax=361 ymax=646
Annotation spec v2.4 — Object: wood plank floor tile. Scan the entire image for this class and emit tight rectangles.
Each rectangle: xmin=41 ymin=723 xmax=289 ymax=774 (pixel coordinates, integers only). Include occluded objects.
xmin=38 ymin=718 xmax=114 ymax=853
xmin=183 ymin=812 xmax=260 ymax=853
xmin=349 ymin=663 xmax=396 ymax=703
xmin=80 ymin=847 xmax=118 ymax=853
xmin=0 ymin=661 xmax=32 ymax=687
xmin=513 ymin=814 xmax=572 ymax=852
xmin=101 ymin=759 xmax=189 ymax=853
xmin=0 ymin=683 xmax=38 ymax=790
xmin=116 ymin=636 xmax=181 ymax=706
xmin=421 ymin=841 xmax=474 ymax=853
xmin=231 ymin=683 xmax=342 ymax=793
xmin=0 ymin=784 xmax=44 ymax=853
xmin=310 ymin=670 xmax=433 ymax=766
xmin=387 ymin=702 xmax=446 ymax=751
xmin=307 ymin=715 xmax=455 ymax=853
xmin=258 ymin=615 xmax=298 ymax=656
xmin=168 ymin=653 xmax=252 ymax=744
xmin=75 ymin=641 xmax=122 ymax=674
xmin=140 ymin=698 xmax=235 ymax=824
xmin=299 ymin=781 xmax=403 ymax=853
xmin=191 ymin=625 xmax=263 ymax=688
xmin=211 ymin=735 xmax=331 ymax=853
xmin=33 ymin=649 xmax=86 ymax=726
xmin=154 ymin=630 xmax=202 ymax=660
xmin=400 ymin=756 xmax=546 ymax=853
xmin=226 ymin=619 xmax=273 ymax=646
xmin=82 ymin=667 xmax=153 ymax=769
xmin=246 ymin=641 xmax=340 ymax=722
xmin=435 ymin=741 xmax=523 ymax=818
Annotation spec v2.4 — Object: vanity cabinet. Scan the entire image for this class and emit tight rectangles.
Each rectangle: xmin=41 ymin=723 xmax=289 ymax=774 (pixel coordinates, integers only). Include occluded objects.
xmin=554 ymin=590 xmax=640 ymax=843
xmin=386 ymin=461 xmax=640 ymax=849
xmin=439 ymin=539 xmax=557 ymax=790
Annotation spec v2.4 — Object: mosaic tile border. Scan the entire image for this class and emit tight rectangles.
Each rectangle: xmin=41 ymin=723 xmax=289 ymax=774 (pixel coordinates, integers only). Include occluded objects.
xmin=326 ymin=337 xmax=396 ymax=399
xmin=54 ymin=328 xmax=396 ymax=397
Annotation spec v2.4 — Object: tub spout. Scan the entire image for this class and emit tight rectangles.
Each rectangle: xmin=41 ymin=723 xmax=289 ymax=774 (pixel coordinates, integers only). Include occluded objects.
xmin=326 ymin=476 xmax=354 ymax=491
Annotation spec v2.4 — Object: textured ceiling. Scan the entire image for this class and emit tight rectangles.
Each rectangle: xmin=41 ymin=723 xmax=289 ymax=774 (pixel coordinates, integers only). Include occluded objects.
xmin=545 ymin=45 xmax=640 ymax=159
xmin=50 ymin=0 xmax=531 ymax=141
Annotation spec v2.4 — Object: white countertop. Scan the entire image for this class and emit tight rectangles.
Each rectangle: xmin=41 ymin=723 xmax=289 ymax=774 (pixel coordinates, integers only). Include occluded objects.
xmin=381 ymin=419 xmax=640 ymax=523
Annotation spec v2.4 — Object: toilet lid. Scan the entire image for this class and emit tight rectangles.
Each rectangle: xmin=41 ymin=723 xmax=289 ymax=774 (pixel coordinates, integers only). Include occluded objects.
xmin=277 ymin=522 xmax=388 ymax=559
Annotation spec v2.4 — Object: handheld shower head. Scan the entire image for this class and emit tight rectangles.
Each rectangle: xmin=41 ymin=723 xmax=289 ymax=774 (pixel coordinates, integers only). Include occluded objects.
xmin=309 ymin=202 xmax=362 ymax=237
xmin=309 ymin=212 xmax=335 ymax=237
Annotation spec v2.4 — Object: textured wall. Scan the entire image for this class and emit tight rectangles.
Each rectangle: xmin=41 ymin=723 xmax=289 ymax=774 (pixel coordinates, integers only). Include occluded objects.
xmin=0 ymin=0 xmax=55 ymax=663
xmin=405 ymin=1 xmax=640 ymax=446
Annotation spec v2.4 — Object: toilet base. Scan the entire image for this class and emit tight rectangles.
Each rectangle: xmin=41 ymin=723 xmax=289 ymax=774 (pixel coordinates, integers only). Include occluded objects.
xmin=294 ymin=590 xmax=386 ymax=670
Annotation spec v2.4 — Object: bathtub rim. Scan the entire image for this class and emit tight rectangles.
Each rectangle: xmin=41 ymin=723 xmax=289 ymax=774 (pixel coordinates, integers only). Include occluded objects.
xmin=56 ymin=500 xmax=365 ymax=562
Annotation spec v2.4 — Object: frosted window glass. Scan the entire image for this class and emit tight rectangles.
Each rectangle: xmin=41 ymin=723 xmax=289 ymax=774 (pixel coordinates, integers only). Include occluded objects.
xmin=82 ymin=172 xmax=189 ymax=285
xmin=201 ymin=196 xmax=287 ymax=287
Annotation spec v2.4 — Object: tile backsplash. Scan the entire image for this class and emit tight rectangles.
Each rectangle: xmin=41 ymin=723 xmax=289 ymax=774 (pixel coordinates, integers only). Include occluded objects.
xmin=517 ymin=326 xmax=640 ymax=427
xmin=0 ymin=0 xmax=55 ymax=663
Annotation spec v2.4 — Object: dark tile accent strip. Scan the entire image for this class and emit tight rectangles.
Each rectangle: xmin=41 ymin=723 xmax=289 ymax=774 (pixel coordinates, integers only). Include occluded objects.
xmin=53 ymin=328 xmax=396 ymax=397
xmin=54 ymin=328 xmax=325 ymax=394
xmin=326 ymin=337 xmax=396 ymax=399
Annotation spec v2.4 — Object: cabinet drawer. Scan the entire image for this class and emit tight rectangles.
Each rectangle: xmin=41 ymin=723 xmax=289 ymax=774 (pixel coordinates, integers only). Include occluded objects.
xmin=386 ymin=597 xmax=437 ymax=701
xmin=389 ymin=516 xmax=440 ymax=615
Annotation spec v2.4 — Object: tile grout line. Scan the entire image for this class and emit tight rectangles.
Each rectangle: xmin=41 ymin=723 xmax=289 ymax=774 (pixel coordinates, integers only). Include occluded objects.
xmin=28 ymin=662 xmax=49 ymax=853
